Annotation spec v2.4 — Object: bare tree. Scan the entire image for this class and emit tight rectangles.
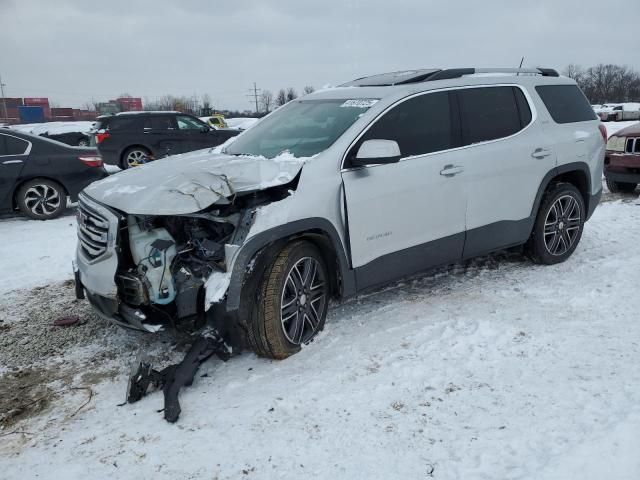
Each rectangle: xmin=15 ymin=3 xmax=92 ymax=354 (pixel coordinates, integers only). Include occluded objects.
xmin=563 ymin=63 xmax=640 ymax=104
xmin=286 ymin=87 xmax=298 ymax=102
xmin=275 ymin=88 xmax=287 ymax=107
xmin=259 ymin=90 xmax=274 ymax=113
xmin=303 ymin=85 xmax=315 ymax=95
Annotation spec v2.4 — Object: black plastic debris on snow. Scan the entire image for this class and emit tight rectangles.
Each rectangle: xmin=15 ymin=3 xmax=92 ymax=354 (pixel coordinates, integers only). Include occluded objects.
xmin=125 ymin=327 xmax=232 ymax=423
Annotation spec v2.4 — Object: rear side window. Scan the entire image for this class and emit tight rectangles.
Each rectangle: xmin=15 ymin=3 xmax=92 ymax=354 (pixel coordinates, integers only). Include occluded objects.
xmin=0 ymin=134 xmax=29 ymax=155
xmin=360 ymin=91 xmax=456 ymax=158
xmin=535 ymin=85 xmax=597 ymax=124
xmin=458 ymin=86 xmax=529 ymax=145
xmin=144 ymin=116 xmax=176 ymax=130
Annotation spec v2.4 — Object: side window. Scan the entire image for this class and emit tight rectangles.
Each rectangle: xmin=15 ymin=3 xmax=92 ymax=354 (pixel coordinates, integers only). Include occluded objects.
xmin=458 ymin=87 xmax=526 ymax=145
xmin=176 ymin=116 xmax=206 ymax=130
xmin=0 ymin=134 xmax=29 ymax=155
xmin=535 ymin=85 xmax=597 ymax=124
xmin=514 ymin=87 xmax=532 ymax=127
xmin=144 ymin=116 xmax=176 ymax=130
xmin=359 ymin=91 xmax=455 ymax=158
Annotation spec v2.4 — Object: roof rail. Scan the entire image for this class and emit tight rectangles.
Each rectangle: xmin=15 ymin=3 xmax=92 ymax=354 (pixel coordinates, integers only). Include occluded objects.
xmin=342 ymin=67 xmax=559 ymax=87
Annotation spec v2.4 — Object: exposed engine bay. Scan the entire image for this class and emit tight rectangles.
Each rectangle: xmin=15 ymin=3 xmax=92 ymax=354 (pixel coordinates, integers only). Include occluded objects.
xmin=113 ymin=183 xmax=294 ymax=333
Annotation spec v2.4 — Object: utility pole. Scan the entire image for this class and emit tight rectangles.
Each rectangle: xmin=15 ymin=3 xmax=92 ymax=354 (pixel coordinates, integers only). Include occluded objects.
xmin=0 ymin=74 xmax=7 ymax=121
xmin=246 ymin=82 xmax=261 ymax=114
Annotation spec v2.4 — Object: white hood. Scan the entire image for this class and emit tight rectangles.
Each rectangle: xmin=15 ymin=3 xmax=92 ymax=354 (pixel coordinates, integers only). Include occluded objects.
xmin=84 ymin=149 xmax=305 ymax=215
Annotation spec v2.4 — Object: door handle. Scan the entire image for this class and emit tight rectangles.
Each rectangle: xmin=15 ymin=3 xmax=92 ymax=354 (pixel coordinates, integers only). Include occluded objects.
xmin=2 ymin=160 xmax=23 ymax=165
xmin=439 ymin=164 xmax=464 ymax=177
xmin=531 ymin=148 xmax=551 ymax=159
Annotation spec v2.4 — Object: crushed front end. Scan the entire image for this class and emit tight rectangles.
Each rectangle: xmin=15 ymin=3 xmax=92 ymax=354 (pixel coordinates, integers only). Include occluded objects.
xmin=74 ymin=192 xmax=253 ymax=336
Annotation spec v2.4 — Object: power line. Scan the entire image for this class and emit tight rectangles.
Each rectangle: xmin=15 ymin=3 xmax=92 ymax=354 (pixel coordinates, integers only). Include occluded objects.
xmin=246 ymin=82 xmax=261 ymax=114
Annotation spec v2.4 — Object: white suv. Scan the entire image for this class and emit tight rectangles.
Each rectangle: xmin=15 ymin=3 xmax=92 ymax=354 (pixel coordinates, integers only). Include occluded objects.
xmin=74 ymin=67 xmax=605 ymax=359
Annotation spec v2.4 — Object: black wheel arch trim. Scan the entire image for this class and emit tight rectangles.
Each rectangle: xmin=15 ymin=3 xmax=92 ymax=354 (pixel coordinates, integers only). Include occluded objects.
xmin=530 ymin=162 xmax=595 ymax=220
xmin=225 ymin=217 xmax=356 ymax=316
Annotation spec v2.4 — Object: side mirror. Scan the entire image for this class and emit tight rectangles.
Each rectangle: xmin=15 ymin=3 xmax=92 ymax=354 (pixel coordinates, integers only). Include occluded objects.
xmin=351 ymin=139 xmax=401 ymax=167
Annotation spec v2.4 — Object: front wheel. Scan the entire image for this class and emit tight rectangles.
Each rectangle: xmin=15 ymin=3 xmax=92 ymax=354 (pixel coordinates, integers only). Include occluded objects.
xmin=525 ymin=182 xmax=585 ymax=265
xmin=247 ymin=241 xmax=330 ymax=359
xmin=605 ymin=177 xmax=637 ymax=194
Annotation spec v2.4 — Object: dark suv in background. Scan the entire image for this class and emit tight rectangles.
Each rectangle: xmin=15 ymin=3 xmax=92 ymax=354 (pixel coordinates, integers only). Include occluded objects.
xmin=93 ymin=112 xmax=239 ymax=168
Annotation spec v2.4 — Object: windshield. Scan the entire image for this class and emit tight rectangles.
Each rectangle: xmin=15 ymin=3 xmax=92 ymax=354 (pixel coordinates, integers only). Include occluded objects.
xmin=225 ymin=98 xmax=378 ymax=158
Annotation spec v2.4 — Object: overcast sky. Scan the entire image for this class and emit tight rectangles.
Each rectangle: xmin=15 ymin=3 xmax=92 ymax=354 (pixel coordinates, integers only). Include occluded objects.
xmin=1 ymin=0 xmax=639 ymax=111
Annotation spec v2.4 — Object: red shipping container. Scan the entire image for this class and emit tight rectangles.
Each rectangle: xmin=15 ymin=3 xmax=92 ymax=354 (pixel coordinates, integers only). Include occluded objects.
xmin=24 ymin=97 xmax=50 ymax=106
xmin=2 ymin=98 xmax=23 ymax=108
xmin=51 ymin=107 xmax=74 ymax=116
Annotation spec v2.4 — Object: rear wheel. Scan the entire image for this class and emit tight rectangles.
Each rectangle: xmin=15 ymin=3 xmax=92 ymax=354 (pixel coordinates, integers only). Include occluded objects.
xmin=525 ymin=182 xmax=585 ymax=265
xmin=605 ymin=177 xmax=637 ymax=194
xmin=16 ymin=178 xmax=66 ymax=220
xmin=121 ymin=147 xmax=151 ymax=169
xmin=247 ymin=241 xmax=330 ymax=359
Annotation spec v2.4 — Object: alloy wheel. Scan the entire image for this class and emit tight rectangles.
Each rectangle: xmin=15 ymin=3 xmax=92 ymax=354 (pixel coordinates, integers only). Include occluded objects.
xmin=543 ymin=194 xmax=581 ymax=256
xmin=280 ymin=257 xmax=327 ymax=345
xmin=126 ymin=150 xmax=148 ymax=167
xmin=24 ymin=184 xmax=61 ymax=217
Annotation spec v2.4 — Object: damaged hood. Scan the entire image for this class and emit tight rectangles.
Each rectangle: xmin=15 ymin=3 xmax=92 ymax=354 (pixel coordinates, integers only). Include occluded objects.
xmin=84 ymin=149 xmax=306 ymax=215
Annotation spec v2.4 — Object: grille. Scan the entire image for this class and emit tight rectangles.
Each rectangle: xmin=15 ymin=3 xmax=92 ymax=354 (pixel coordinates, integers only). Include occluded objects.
xmin=625 ymin=138 xmax=640 ymax=154
xmin=77 ymin=199 xmax=110 ymax=259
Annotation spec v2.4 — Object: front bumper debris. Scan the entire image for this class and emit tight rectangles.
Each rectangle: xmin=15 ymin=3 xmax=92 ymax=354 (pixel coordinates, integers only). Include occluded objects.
xmin=126 ymin=328 xmax=232 ymax=423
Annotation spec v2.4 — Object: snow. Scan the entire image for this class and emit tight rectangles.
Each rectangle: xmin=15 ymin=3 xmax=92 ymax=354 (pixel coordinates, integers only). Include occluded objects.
xmin=9 ymin=121 xmax=95 ymax=136
xmin=226 ymin=117 xmax=259 ymax=130
xmin=2 ymin=197 xmax=640 ymax=479
xmin=604 ymin=120 xmax=639 ymax=137
xmin=0 ymin=211 xmax=77 ymax=294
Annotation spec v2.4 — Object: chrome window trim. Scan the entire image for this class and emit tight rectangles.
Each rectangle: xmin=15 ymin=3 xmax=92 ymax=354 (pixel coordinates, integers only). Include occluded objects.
xmin=340 ymin=83 xmax=538 ymax=172
xmin=0 ymin=132 xmax=32 ymax=157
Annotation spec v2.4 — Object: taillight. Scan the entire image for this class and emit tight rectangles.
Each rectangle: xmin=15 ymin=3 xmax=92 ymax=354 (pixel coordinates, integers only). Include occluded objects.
xmin=598 ymin=123 xmax=608 ymax=142
xmin=78 ymin=155 xmax=103 ymax=167
xmin=95 ymin=132 xmax=110 ymax=144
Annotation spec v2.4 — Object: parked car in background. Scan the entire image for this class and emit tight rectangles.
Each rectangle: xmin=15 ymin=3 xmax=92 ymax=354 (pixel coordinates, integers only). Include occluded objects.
xmin=200 ymin=114 xmax=229 ymax=129
xmin=0 ymin=130 xmax=107 ymax=220
xmin=604 ymin=122 xmax=640 ymax=192
xmin=93 ymin=112 xmax=240 ymax=168
xmin=596 ymin=103 xmax=640 ymax=122
xmin=41 ymin=131 xmax=91 ymax=147
xmin=8 ymin=121 xmax=94 ymax=147
xmin=75 ymin=67 xmax=604 ymax=360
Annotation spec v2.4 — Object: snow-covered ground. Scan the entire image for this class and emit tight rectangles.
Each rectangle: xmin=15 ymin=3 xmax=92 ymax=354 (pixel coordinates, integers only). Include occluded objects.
xmin=1 ymin=190 xmax=640 ymax=479
xmin=0 ymin=210 xmax=78 ymax=294
xmin=8 ymin=121 xmax=95 ymax=136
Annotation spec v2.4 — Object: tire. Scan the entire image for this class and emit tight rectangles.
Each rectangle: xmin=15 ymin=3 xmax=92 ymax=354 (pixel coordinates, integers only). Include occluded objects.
xmin=16 ymin=178 xmax=67 ymax=220
xmin=121 ymin=147 xmax=151 ymax=169
xmin=605 ymin=177 xmax=637 ymax=194
xmin=525 ymin=182 xmax=585 ymax=265
xmin=246 ymin=241 xmax=330 ymax=359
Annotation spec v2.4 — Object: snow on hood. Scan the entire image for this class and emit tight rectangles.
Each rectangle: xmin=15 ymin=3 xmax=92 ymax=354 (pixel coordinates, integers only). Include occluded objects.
xmin=84 ymin=149 xmax=306 ymax=215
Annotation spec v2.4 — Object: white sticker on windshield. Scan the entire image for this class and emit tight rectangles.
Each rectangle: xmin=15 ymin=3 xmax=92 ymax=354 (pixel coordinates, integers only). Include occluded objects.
xmin=340 ymin=99 xmax=379 ymax=108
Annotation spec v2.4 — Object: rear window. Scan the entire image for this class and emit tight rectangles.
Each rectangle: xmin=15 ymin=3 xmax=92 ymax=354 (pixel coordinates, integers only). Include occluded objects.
xmin=535 ymin=85 xmax=597 ymax=124
xmin=458 ymin=86 xmax=529 ymax=145
xmin=0 ymin=134 xmax=29 ymax=155
xmin=95 ymin=116 xmax=140 ymax=131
